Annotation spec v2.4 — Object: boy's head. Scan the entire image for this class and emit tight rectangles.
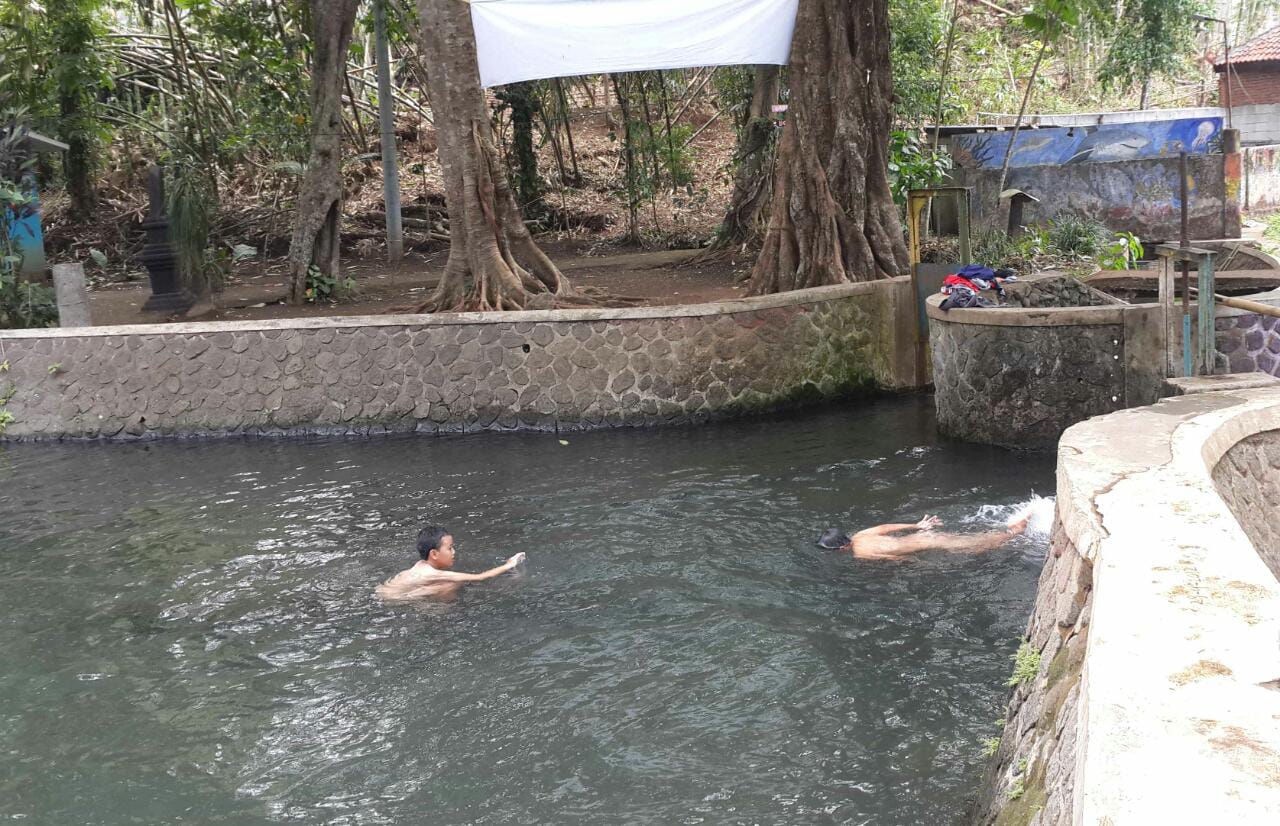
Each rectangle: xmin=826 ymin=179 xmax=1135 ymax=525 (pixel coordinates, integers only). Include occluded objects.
xmin=417 ymin=525 xmax=455 ymax=568
xmin=817 ymin=528 xmax=852 ymax=549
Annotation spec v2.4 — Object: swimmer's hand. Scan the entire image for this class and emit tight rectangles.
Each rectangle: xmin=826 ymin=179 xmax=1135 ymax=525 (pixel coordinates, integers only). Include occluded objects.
xmin=505 ymin=552 xmax=527 ymax=569
xmin=916 ymin=515 xmax=942 ymax=531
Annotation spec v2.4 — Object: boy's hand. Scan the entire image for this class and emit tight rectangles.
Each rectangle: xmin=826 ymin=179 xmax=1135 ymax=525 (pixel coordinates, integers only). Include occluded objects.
xmin=506 ymin=552 xmax=527 ymax=568
xmin=917 ymin=515 xmax=942 ymax=531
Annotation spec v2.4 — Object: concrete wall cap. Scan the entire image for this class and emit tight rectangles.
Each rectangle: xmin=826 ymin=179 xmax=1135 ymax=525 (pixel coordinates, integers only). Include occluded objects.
xmin=1055 ymin=387 xmax=1280 ymax=822
xmin=0 ymin=278 xmax=907 ymax=341
xmin=925 ymin=293 xmax=1134 ymax=326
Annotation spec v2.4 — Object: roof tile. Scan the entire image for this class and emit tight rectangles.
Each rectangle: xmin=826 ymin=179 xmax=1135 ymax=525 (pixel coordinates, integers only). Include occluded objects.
xmin=1216 ymin=24 xmax=1280 ymax=68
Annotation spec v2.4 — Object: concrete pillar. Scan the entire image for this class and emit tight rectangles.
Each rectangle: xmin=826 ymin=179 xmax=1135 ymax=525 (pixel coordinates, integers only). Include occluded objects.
xmin=51 ymin=263 xmax=91 ymax=327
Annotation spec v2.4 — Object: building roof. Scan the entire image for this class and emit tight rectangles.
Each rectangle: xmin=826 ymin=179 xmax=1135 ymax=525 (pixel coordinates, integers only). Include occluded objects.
xmin=1215 ymin=24 xmax=1280 ymax=69
xmin=0 ymin=128 xmax=69 ymax=153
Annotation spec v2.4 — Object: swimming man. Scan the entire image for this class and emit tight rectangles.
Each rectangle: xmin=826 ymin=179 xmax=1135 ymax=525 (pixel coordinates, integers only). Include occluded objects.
xmin=818 ymin=514 xmax=1028 ymax=560
xmin=376 ymin=525 xmax=525 ymax=601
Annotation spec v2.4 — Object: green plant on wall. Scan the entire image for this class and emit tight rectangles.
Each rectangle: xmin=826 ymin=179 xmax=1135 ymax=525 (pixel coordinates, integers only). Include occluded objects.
xmin=1007 ymin=641 xmax=1042 ymax=687
xmin=0 ymin=359 xmax=13 ymax=434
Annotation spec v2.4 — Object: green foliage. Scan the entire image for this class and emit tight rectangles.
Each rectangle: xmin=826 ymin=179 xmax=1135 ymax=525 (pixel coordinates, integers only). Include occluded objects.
xmin=1264 ymin=213 xmax=1280 ymax=246
xmin=494 ymin=81 xmax=544 ymax=209
xmin=889 ymin=0 xmax=947 ymax=124
xmin=1008 ymin=775 xmax=1026 ymax=801
xmin=0 ymin=108 xmax=59 ymax=329
xmin=304 ymin=264 xmax=355 ymax=303
xmin=1023 ymin=0 xmax=1104 ymax=41
xmin=1098 ymin=231 xmax=1143 ymax=270
xmin=1048 ymin=216 xmax=1110 ymax=257
xmin=982 ymin=737 xmax=1001 ymax=757
xmin=0 ymin=359 xmax=15 ymax=433
xmin=1098 ymin=0 xmax=1206 ymax=93
xmin=710 ymin=66 xmax=756 ymax=136
xmin=168 ymin=161 xmax=221 ymax=295
xmin=888 ymin=130 xmax=952 ymax=203
xmin=1007 ymin=641 xmax=1042 ymax=688
xmin=641 ymin=122 xmax=696 ymax=189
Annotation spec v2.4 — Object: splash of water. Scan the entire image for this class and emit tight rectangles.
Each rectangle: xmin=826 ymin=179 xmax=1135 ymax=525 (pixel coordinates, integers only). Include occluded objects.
xmin=962 ymin=494 xmax=1056 ymax=541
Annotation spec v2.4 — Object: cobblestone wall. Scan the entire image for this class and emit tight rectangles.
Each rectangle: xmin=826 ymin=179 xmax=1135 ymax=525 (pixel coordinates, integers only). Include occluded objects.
xmin=1005 ymin=276 xmax=1118 ymax=309
xmin=929 ymin=314 xmax=1126 ymax=449
xmin=970 ymin=521 xmax=1092 ymax=826
xmin=1216 ymin=312 xmax=1280 ymax=376
xmin=1212 ymin=429 xmax=1280 ymax=579
xmin=0 ymin=282 xmax=915 ymax=440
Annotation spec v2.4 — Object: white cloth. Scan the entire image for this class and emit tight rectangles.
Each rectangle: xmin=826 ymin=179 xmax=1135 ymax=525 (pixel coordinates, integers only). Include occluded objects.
xmin=469 ymin=0 xmax=798 ymax=88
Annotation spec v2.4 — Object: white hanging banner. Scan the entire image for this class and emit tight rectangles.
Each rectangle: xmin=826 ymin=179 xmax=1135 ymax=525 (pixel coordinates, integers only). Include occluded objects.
xmin=469 ymin=0 xmax=798 ymax=88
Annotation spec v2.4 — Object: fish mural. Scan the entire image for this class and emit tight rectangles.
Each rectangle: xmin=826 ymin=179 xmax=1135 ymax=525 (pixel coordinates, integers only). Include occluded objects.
xmin=950 ymin=117 xmax=1223 ymax=169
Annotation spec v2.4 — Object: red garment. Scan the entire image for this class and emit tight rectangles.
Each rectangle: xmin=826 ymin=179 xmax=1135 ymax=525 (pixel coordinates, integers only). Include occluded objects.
xmin=942 ymin=273 xmax=981 ymax=294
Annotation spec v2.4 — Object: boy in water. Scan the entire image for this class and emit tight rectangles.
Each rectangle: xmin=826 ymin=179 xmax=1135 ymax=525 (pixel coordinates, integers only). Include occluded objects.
xmin=376 ymin=525 xmax=525 ymax=601
xmin=818 ymin=513 xmax=1028 ymax=560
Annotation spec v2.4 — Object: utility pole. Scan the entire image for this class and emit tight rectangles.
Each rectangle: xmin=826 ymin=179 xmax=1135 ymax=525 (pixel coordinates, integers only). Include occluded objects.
xmin=374 ymin=0 xmax=403 ymax=263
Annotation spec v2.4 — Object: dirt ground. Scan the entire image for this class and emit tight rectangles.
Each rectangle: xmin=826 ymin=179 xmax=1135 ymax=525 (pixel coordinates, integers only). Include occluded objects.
xmin=87 ymin=240 xmax=756 ymax=326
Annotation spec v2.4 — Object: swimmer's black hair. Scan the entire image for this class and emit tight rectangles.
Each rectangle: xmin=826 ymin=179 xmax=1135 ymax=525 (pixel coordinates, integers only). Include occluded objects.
xmin=417 ymin=525 xmax=451 ymax=560
xmin=817 ymin=528 xmax=852 ymax=550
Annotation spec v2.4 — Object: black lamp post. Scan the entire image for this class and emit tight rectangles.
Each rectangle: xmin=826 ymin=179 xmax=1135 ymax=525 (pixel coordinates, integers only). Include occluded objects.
xmin=139 ymin=164 xmax=193 ymax=313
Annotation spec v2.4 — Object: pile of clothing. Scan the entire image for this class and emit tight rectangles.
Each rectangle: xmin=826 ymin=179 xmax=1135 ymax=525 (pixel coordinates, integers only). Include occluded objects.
xmin=939 ymin=265 xmax=1017 ymax=310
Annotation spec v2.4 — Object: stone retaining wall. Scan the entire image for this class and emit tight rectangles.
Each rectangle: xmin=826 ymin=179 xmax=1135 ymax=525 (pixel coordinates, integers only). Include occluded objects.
xmin=1005 ymin=276 xmax=1116 ymax=309
xmin=974 ymin=388 xmax=1280 ymax=825
xmin=1214 ymin=290 xmax=1280 ymax=376
xmin=927 ymin=278 xmax=1164 ymax=449
xmin=0 ymin=280 xmax=920 ymax=440
xmin=1212 ymin=429 xmax=1280 ymax=578
xmin=969 ymin=521 xmax=1092 ymax=824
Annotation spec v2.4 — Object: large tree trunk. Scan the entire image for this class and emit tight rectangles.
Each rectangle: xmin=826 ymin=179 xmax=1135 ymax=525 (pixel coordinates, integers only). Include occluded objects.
xmin=707 ymin=65 xmax=780 ymax=253
xmin=416 ymin=0 xmax=576 ymax=311
xmin=748 ymin=0 xmax=908 ymax=294
xmin=286 ymin=0 xmax=361 ymax=304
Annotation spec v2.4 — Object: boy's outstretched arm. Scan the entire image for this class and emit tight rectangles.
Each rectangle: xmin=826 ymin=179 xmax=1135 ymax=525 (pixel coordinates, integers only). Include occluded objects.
xmin=437 ymin=553 xmax=526 ymax=582
xmin=854 ymin=515 xmax=941 ymax=538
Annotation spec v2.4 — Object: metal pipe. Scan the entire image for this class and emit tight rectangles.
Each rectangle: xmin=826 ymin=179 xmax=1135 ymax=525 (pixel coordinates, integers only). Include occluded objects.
xmin=1189 ymin=287 xmax=1280 ymax=320
xmin=1180 ymin=152 xmax=1192 ymax=377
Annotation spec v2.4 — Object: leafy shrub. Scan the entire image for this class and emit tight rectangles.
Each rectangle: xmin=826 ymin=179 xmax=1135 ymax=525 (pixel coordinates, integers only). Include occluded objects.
xmin=1047 ymin=216 xmax=1110 ymax=257
xmin=305 ymin=264 xmax=355 ymax=303
xmin=888 ymin=130 xmax=952 ymax=204
xmin=1097 ymin=231 xmax=1143 ymax=270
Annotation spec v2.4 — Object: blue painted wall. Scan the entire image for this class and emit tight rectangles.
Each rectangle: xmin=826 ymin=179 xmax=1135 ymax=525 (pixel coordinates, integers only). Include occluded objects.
xmin=951 ymin=117 xmax=1223 ymax=170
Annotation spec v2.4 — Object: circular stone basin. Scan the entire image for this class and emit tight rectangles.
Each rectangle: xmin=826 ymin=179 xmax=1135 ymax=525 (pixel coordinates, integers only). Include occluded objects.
xmin=926 ymin=278 xmax=1138 ymax=450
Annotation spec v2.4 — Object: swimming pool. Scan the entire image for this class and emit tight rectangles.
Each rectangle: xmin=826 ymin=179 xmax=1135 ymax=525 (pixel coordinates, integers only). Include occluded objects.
xmin=0 ymin=395 xmax=1054 ymax=824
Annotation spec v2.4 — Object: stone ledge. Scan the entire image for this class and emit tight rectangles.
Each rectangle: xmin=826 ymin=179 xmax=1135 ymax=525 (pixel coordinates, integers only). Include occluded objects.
xmin=0 ymin=278 xmax=925 ymax=440
xmin=926 ymin=293 xmax=1133 ymax=327
xmin=1056 ymin=388 xmax=1280 ymax=823
xmin=0 ymin=278 xmax=906 ymax=341
xmin=1164 ymin=373 xmax=1280 ymax=396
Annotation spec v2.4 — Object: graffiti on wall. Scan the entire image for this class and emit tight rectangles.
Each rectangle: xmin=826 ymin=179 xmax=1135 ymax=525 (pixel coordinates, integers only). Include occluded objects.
xmin=950 ymin=117 xmax=1223 ymax=169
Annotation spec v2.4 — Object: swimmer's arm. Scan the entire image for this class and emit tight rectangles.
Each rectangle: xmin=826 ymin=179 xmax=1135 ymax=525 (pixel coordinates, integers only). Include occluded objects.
xmin=433 ymin=553 xmax=526 ymax=583
xmin=854 ymin=515 xmax=941 ymax=537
